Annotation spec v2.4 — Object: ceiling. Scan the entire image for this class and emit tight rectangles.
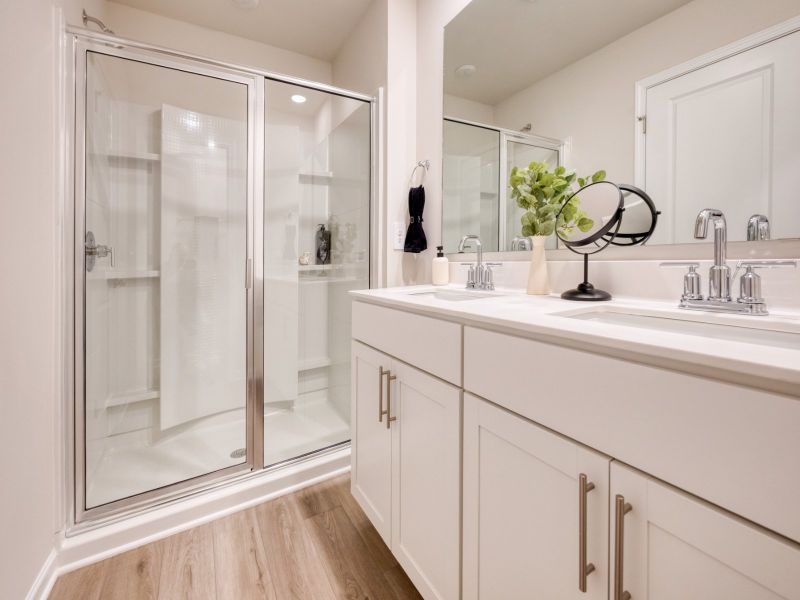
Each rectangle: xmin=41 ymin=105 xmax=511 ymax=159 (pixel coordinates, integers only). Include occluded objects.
xmin=110 ymin=0 xmax=373 ymax=61
xmin=444 ymin=0 xmax=693 ymax=106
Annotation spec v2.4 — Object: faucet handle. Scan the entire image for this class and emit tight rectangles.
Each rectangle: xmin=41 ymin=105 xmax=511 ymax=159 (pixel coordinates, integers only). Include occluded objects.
xmin=735 ymin=259 xmax=796 ymax=269
xmin=483 ymin=264 xmax=495 ymax=291
xmin=733 ymin=260 xmax=796 ymax=306
xmin=660 ymin=262 xmax=703 ymax=300
xmin=466 ymin=264 xmax=476 ymax=289
xmin=732 ymin=259 xmax=796 ymax=283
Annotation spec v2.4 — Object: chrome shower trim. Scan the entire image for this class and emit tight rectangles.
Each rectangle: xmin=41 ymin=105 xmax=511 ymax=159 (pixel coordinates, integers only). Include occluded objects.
xmin=65 ymin=26 xmax=375 ymax=103
xmin=69 ymin=35 xmax=263 ymax=527
xmin=64 ymin=28 xmax=377 ymax=530
xmin=66 ymin=442 xmax=351 ymax=536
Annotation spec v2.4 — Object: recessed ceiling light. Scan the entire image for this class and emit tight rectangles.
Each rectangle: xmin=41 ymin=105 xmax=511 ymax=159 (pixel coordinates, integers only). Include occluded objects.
xmin=291 ymin=94 xmax=307 ymax=104
xmin=455 ymin=64 xmax=477 ymax=78
xmin=231 ymin=0 xmax=260 ymax=9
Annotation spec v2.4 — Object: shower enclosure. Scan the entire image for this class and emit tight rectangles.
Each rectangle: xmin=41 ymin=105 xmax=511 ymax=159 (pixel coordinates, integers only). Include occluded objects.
xmin=69 ymin=31 xmax=374 ymax=524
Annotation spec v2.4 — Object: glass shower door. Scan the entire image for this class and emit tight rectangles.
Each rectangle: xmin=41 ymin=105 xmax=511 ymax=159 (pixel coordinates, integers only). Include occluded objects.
xmin=263 ymin=80 xmax=371 ymax=466
xmin=80 ymin=49 xmax=255 ymax=511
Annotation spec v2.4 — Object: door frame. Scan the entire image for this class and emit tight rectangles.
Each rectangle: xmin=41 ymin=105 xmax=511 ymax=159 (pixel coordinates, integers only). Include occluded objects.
xmin=70 ymin=35 xmax=264 ymax=526
xmin=633 ymin=14 xmax=800 ymax=189
xmin=65 ymin=28 xmax=378 ymax=532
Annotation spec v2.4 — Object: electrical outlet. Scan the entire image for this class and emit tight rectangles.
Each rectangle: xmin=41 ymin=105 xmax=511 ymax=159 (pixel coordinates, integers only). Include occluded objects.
xmin=393 ymin=222 xmax=406 ymax=250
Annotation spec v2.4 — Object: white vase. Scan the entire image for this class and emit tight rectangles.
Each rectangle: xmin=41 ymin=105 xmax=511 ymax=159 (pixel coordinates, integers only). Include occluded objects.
xmin=526 ymin=236 xmax=550 ymax=295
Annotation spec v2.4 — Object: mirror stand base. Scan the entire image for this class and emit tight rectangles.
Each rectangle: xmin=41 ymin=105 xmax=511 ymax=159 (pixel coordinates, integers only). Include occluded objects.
xmin=561 ymin=281 xmax=612 ymax=301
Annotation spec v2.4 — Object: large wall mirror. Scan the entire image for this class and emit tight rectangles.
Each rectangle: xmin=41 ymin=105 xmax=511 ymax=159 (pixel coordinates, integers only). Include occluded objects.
xmin=442 ymin=0 xmax=800 ymax=253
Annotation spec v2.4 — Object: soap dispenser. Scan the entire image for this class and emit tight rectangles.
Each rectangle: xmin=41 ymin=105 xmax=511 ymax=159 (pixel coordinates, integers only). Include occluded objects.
xmin=432 ymin=245 xmax=449 ymax=285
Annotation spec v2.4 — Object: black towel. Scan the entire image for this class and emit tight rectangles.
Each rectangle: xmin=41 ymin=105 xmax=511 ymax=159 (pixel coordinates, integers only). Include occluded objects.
xmin=403 ymin=185 xmax=427 ymax=253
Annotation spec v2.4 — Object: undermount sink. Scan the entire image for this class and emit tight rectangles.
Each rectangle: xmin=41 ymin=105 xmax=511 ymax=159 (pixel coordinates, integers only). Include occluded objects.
xmin=557 ymin=308 xmax=800 ymax=350
xmin=408 ymin=289 xmax=500 ymax=302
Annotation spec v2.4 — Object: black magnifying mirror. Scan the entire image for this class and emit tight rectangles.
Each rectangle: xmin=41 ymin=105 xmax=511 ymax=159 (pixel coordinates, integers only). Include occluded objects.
xmin=603 ymin=184 xmax=659 ymax=246
xmin=556 ymin=181 xmax=624 ymax=301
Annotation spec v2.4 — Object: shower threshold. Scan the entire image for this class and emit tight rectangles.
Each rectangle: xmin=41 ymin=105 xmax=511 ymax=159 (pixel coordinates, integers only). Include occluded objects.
xmin=86 ymin=395 xmax=349 ymax=509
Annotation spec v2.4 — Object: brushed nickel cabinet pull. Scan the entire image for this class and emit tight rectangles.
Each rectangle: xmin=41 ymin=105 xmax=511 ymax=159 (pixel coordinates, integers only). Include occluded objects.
xmin=578 ymin=473 xmax=596 ymax=593
xmin=378 ymin=367 xmax=388 ymax=422
xmin=386 ymin=373 xmax=397 ymax=429
xmin=614 ymin=494 xmax=633 ymax=600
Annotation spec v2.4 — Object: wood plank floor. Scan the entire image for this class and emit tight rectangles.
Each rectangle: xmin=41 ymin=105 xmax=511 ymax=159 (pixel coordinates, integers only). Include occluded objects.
xmin=50 ymin=475 xmax=422 ymax=600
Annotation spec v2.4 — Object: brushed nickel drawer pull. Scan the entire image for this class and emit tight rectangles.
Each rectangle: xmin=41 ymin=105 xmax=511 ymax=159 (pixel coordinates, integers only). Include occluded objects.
xmin=578 ymin=473 xmax=596 ymax=593
xmin=386 ymin=372 xmax=397 ymax=429
xmin=378 ymin=366 xmax=388 ymax=422
xmin=614 ymin=494 xmax=633 ymax=600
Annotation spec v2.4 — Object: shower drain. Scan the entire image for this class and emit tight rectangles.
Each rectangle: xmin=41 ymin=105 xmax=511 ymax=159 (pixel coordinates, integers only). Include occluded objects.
xmin=230 ymin=448 xmax=247 ymax=459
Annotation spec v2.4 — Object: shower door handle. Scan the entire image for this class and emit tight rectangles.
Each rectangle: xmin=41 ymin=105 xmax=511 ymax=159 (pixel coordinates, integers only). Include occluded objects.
xmin=85 ymin=231 xmax=114 ymax=272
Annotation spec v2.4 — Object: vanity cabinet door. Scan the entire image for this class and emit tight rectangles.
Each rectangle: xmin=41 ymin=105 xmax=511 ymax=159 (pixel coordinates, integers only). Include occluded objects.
xmin=610 ymin=462 xmax=800 ymax=600
xmin=350 ymin=341 xmax=393 ymax=544
xmin=463 ymin=393 xmax=610 ymax=600
xmin=390 ymin=360 xmax=462 ymax=600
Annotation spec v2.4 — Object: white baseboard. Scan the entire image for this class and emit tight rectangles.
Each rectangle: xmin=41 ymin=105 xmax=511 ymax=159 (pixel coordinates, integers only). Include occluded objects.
xmin=31 ymin=447 xmax=350 ymax=599
xmin=26 ymin=549 xmax=59 ymax=600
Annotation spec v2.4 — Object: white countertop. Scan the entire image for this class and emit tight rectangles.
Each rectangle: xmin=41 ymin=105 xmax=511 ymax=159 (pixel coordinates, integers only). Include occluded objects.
xmin=350 ymin=285 xmax=800 ymax=397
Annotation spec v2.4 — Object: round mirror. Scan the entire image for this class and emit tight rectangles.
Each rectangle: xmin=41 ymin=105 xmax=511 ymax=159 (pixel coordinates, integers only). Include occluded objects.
xmin=603 ymin=184 xmax=659 ymax=246
xmin=555 ymin=181 xmax=623 ymax=301
xmin=556 ymin=181 xmax=624 ymax=253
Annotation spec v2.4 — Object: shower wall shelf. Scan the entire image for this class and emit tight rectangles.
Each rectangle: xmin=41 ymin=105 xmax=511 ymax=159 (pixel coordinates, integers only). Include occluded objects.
xmin=298 ymin=171 xmax=333 ymax=185
xmin=90 ymin=151 xmax=161 ymax=162
xmin=298 ymin=357 xmax=332 ymax=371
xmin=105 ymin=389 xmax=160 ymax=409
xmin=88 ymin=269 xmax=160 ymax=280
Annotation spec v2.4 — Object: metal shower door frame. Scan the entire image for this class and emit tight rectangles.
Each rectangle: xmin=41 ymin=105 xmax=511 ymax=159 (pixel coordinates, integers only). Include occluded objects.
xmin=65 ymin=27 xmax=378 ymax=533
xmin=68 ymin=33 xmax=264 ymax=528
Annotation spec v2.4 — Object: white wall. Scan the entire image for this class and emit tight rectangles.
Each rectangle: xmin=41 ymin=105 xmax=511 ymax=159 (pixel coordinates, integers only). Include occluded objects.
xmin=492 ymin=0 xmax=800 ymax=183
xmin=444 ymin=93 xmax=494 ymax=124
xmin=104 ymin=2 xmax=332 ymax=83
xmin=0 ymin=0 xmax=95 ymax=596
xmin=412 ymin=0 xmax=473 ymax=284
xmin=332 ymin=0 xmax=387 ymax=95
xmin=383 ymin=0 xmax=423 ymax=286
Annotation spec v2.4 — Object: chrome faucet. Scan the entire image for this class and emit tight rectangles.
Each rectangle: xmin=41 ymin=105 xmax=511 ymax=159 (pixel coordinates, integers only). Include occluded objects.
xmin=747 ymin=214 xmax=770 ymax=241
xmin=458 ymin=234 xmax=494 ymax=290
xmin=694 ymin=208 xmax=730 ymax=300
xmin=660 ymin=208 xmax=796 ymax=315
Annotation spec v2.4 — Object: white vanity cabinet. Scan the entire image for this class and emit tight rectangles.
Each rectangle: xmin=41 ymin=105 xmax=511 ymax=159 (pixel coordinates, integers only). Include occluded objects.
xmin=350 ymin=295 xmax=800 ymax=600
xmin=463 ymin=393 xmax=610 ymax=600
xmin=351 ymin=340 xmax=462 ymax=600
xmin=610 ymin=462 xmax=800 ymax=600
xmin=351 ymin=342 xmax=393 ymax=542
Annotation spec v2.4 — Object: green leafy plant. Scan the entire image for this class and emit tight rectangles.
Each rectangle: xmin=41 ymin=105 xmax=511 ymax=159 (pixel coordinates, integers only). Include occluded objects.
xmin=509 ymin=161 xmax=606 ymax=238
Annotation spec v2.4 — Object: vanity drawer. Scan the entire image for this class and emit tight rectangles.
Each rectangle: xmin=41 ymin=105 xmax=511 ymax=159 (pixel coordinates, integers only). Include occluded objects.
xmin=352 ymin=301 xmax=462 ymax=385
xmin=464 ymin=326 xmax=800 ymax=543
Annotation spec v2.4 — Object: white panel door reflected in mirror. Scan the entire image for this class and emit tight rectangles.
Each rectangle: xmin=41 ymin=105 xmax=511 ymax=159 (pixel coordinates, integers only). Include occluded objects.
xmin=442 ymin=0 xmax=800 ymax=250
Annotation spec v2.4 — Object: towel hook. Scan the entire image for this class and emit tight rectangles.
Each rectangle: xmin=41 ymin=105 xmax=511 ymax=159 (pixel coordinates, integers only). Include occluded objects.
xmin=409 ymin=160 xmax=430 ymax=187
